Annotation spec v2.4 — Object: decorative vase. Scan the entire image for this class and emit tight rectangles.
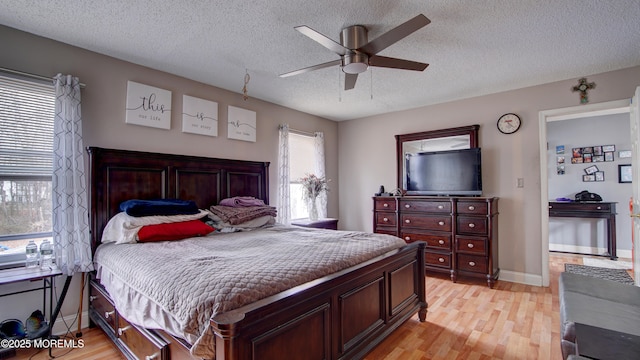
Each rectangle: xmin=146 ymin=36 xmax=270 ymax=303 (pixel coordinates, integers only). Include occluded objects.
xmin=307 ymin=197 xmax=319 ymax=221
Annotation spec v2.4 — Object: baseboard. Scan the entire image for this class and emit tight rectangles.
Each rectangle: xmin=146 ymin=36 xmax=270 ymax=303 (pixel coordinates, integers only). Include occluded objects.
xmin=549 ymin=244 xmax=632 ymax=259
xmin=51 ymin=310 xmax=90 ymax=336
xmin=499 ymin=270 xmax=543 ymax=286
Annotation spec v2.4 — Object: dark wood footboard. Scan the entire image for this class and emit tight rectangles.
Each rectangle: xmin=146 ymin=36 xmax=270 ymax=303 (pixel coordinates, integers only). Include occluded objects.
xmin=211 ymin=241 xmax=427 ymax=360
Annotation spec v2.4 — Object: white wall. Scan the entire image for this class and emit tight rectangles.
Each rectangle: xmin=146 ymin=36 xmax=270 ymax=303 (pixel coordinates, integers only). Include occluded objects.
xmin=338 ymin=66 xmax=640 ymax=285
xmin=547 ymin=113 xmax=632 ymax=256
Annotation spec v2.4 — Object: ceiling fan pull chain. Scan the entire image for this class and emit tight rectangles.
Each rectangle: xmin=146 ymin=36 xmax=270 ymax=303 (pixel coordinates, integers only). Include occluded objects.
xmin=370 ymin=68 xmax=373 ymax=100
xmin=338 ymin=67 xmax=342 ymax=102
xmin=242 ymin=69 xmax=250 ymax=101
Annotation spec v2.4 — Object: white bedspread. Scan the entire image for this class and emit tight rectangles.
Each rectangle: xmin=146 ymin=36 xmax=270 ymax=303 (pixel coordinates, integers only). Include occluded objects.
xmin=93 ymin=225 xmax=406 ymax=359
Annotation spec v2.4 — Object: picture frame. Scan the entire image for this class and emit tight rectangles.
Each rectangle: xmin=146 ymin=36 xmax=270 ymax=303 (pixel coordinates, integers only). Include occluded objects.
xmin=583 ymin=153 xmax=592 ymax=163
xmin=582 ymin=147 xmax=593 ymax=154
xmin=595 ymin=171 xmax=605 ymax=182
xmin=602 ymin=145 xmax=616 ymax=152
xmin=571 ymin=157 xmax=583 ymax=164
xmin=584 ymin=165 xmax=599 ymax=175
xmin=125 ymin=81 xmax=172 ymax=129
xmin=592 ymin=155 xmax=604 ymax=162
xmin=556 ymin=145 xmax=565 ymax=154
xmin=557 ymin=156 xmax=565 ymax=164
xmin=582 ymin=174 xmax=595 ymax=182
xmin=593 ymin=146 xmax=602 ymax=156
xmin=604 ymin=152 xmax=614 ymax=161
xmin=619 ymin=150 xmax=632 ymax=159
xmin=619 ymin=164 xmax=632 ymax=183
xmin=227 ymin=106 xmax=257 ymax=142
xmin=181 ymin=95 xmax=218 ymax=137
xmin=572 ymin=148 xmax=582 ymax=158
xmin=557 ymin=165 xmax=565 ymax=175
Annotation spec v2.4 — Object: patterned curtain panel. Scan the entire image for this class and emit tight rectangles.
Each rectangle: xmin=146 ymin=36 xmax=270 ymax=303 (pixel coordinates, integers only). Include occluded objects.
xmin=276 ymin=124 xmax=291 ymax=224
xmin=314 ymin=132 xmax=327 ymax=219
xmin=52 ymin=74 xmax=93 ymax=275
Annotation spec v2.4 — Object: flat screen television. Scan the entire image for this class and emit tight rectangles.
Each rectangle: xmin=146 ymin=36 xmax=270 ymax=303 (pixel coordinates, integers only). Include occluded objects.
xmin=405 ymin=148 xmax=482 ymax=196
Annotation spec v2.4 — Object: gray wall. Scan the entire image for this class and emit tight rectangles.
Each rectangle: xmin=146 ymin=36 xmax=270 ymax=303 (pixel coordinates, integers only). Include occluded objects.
xmin=547 ymin=114 xmax=632 ymax=255
xmin=0 ymin=24 xmax=338 ymax=331
xmin=338 ymin=66 xmax=640 ymax=285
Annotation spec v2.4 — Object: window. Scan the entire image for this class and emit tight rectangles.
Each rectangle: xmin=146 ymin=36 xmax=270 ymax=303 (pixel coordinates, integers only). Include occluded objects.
xmin=289 ymin=133 xmax=317 ymax=219
xmin=0 ymin=74 xmax=55 ymax=266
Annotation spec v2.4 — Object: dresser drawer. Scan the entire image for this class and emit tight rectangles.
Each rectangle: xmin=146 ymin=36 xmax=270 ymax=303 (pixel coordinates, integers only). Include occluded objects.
xmin=374 ymin=227 xmax=397 ymax=236
xmin=401 ymin=214 xmax=451 ymax=231
xmin=399 ymin=200 xmax=451 ymax=213
xmin=117 ymin=316 xmax=167 ymax=360
xmin=425 ymin=252 xmax=451 ymax=269
xmin=456 ymin=201 xmax=489 ymax=215
xmin=456 ymin=216 xmax=487 ymax=235
xmin=548 ymin=202 xmax=611 ymax=213
xmin=375 ymin=212 xmax=397 ymax=226
xmin=402 ymin=232 xmax=451 ymax=249
xmin=456 ymin=236 xmax=486 ymax=255
xmin=89 ymin=281 xmax=117 ymax=334
xmin=374 ymin=198 xmax=397 ymax=211
xmin=457 ymin=254 xmax=488 ymax=274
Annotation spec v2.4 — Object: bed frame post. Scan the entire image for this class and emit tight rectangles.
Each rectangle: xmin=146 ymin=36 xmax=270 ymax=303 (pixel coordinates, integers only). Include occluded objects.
xmin=417 ymin=242 xmax=427 ymax=322
xmin=212 ymin=311 xmax=245 ymax=360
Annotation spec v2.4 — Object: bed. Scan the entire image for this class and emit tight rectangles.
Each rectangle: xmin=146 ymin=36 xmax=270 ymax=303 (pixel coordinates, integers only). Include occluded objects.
xmin=87 ymin=147 xmax=427 ymax=360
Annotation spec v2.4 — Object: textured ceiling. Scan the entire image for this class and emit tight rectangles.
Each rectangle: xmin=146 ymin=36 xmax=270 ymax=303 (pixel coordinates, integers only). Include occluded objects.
xmin=1 ymin=0 xmax=639 ymax=121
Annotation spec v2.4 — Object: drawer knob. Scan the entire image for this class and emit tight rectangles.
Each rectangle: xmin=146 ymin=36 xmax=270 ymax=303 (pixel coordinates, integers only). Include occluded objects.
xmin=405 ymin=219 xmax=411 ymax=224
xmin=89 ymin=295 xmax=97 ymax=302
xmin=468 ymin=205 xmax=475 ymax=210
xmin=437 ymin=205 xmax=444 ymax=209
xmin=468 ymin=223 xmax=475 ymax=228
xmin=438 ymin=239 xmax=445 ymax=245
xmin=118 ymin=325 xmax=131 ymax=336
xmin=383 ymin=217 xmax=389 ymax=222
xmin=469 ymin=261 xmax=476 ymax=266
xmin=105 ymin=310 xmax=115 ymax=319
xmin=438 ymin=221 xmax=445 ymax=226
xmin=405 ymin=204 xmax=411 ymax=208
xmin=145 ymin=354 xmax=160 ymax=360
xmin=467 ymin=243 xmax=474 ymax=248
xmin=405 ymin=236 xmax=411 ymax=241
xmin=383 ymin=203 xmax=389 ymax=207
xmin=438 ymin=257 xmax=445 ymax=263
xmin=597 ymin=206 xmax=602 ymax=210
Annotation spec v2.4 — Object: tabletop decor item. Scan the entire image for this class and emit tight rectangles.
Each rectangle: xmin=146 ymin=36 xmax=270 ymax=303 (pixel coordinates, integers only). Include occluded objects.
xmin=300 ymin=173 xmax=329 ymax=221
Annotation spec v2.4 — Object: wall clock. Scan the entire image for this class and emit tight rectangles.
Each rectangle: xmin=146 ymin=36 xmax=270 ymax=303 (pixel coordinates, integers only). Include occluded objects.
xmin=497 ymin=113 xmax=521 ymax=134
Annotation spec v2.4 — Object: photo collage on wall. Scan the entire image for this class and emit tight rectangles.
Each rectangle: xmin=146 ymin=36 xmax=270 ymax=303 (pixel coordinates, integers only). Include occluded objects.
xmin=555 ymin=144 xmax=632 ymax=182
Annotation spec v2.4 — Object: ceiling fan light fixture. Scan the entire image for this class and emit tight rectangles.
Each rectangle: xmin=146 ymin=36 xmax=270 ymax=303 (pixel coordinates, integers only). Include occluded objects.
xmin=342 ymin=52 xmax=369 ymax=74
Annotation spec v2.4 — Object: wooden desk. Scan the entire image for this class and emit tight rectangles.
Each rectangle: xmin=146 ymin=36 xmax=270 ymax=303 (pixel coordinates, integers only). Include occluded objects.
xmin=548 ymin=201 xmax=617 ymax=260
xmin=291 ymin=218 xmax=338 ymax=230
xmin=575 ymin=322 xmax=640 ymax=360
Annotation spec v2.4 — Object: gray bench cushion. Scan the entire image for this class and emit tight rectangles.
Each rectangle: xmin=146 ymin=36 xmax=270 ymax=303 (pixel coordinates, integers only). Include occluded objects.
xmin=558 ymin=272 xmax=640 ymax=359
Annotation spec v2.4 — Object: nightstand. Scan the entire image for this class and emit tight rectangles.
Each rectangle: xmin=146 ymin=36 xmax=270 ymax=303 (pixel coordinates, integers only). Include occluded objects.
xmin=291 ymin=218 xmax=338 ymax=230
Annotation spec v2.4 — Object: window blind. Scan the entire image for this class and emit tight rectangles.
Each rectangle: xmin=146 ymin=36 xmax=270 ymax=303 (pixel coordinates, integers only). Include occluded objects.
xmin=0 ymin=74 xmax=55 ymax=178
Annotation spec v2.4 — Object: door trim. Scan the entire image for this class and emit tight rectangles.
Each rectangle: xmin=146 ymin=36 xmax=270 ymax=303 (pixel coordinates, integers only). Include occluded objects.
xmin=538 ymin=99 xmax=630 ymax=286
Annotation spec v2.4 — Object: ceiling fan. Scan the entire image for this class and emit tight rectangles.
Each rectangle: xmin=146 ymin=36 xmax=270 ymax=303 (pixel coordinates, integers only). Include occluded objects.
xmin=280 ymin=14 xmax=431 ymax=90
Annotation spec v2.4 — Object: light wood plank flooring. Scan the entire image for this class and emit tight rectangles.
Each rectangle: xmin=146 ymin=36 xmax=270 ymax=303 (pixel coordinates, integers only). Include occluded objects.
xmin=13 ymin=253 xmax=605 ymax=359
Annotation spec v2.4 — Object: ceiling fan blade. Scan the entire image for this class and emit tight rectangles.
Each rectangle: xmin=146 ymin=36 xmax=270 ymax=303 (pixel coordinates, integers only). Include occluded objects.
xmin=279 ymin=59 xmax=342 ymax=78
xmin=359 ymin=14 xmax=431 ymax=55
xmin=295 ymin=25 xmax=349 ymax=55
xmin=344 ymin=73 xmax=358 ymax=90
xmin=369 ymin=55 xmax=429 ymax=71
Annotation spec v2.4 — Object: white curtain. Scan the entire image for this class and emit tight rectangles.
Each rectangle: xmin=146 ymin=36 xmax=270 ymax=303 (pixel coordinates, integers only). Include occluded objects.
xmin=314 ymin=132 xmax=327 ymax=218
xmin=277 ymin=124 xmax=291 ymax=224
xmin=52 ymin=74 xmax=93 ymax=276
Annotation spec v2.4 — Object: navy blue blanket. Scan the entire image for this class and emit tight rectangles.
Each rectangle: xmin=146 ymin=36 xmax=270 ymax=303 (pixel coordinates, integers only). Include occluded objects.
xmin=119 ymin=199 xmax=200 ymax=217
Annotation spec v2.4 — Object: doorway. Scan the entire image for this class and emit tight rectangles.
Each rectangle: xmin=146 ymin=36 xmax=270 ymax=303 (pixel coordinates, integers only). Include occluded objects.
xmin=538 ymin=99 xmax=630 ymax=286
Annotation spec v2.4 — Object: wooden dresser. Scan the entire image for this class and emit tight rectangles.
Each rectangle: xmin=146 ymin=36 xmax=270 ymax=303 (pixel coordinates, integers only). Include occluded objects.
xmin=374 ymin=196 xmax=499 ymax=288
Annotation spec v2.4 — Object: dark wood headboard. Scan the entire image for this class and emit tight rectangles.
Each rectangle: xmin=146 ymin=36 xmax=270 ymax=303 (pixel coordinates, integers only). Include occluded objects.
xmin=87 ymin=147 xmax=270 ymax=254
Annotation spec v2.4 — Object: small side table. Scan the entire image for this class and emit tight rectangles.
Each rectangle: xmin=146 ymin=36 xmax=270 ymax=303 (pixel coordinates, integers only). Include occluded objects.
xmin=0 ymin=266 xmax=62 ymax=332
xmin=292 ymin=218 xmax=338 ymax=230
xmin=575 ymin=322 xmax=640 ymax=360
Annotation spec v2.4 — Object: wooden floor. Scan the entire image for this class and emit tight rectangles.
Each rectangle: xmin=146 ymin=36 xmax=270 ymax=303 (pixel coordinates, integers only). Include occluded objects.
xmin=12 ymin=253 xmax=609 ymax=360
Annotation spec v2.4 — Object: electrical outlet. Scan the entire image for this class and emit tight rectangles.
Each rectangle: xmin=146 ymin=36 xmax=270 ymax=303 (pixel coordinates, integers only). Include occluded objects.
xmin=517 ymin=178 xmax=524 ymax=188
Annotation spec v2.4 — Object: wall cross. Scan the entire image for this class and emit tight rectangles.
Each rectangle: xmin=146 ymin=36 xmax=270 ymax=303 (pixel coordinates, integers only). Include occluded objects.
xmin=572 ymin=77 xmax=596 ymax=104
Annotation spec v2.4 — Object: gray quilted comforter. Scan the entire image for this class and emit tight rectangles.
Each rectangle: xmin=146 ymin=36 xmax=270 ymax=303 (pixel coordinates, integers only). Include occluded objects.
xmin=93 ymin=225 xmax=406 ymax=359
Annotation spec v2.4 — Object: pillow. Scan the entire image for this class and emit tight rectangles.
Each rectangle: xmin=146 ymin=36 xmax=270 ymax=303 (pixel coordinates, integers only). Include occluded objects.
xmin=101 ymin=209 xmax=210 ymax=244
xmin=137 ymin=220 xmax=215 ymax=242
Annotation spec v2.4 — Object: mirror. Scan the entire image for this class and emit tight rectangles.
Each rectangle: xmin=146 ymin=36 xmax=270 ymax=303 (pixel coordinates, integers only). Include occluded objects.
xmin=396 ymin=125 xmax=479 ymax=192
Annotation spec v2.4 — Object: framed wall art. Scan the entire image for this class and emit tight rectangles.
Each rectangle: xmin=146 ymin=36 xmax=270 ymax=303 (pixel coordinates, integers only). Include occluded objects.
xmin=227 ymin=106 xmax=256 ymax=142
xmin=619 ymin=164 xmax=632 ymax=183
xmin=125 ymin=81 xmax=172 ymax=129
xmin=182 ymin=95 xmax=218 ymax=136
